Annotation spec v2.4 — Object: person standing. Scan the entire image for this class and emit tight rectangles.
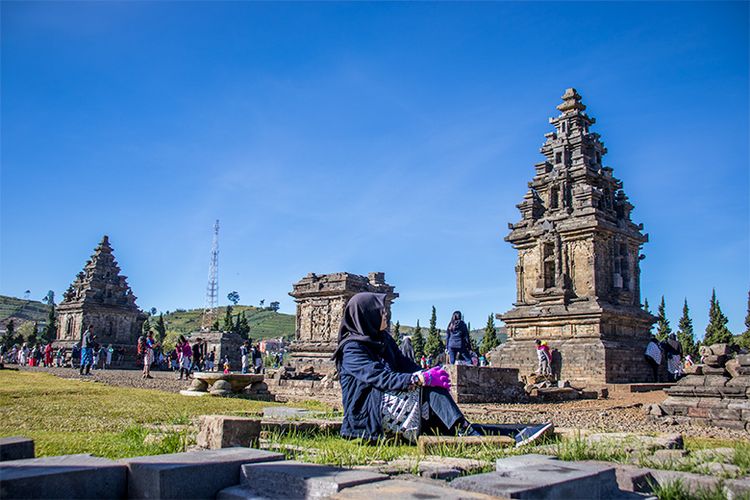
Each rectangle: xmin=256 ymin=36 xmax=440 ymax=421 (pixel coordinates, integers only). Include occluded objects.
xmin=445 ymin=311 xmax=471 ymax=365
xmin=252 ymin=343 xmax=263 ymax=374
xmin=664 ymin=333 xmax=683 ymax=382
xmin=80 ymin=326 xmax=94 ymax=375
xmin=44 ymin=342 xmax=53 ymax=367
xmin=191 ymin=337 xmax=203 ymax=373
xmin=142 ymin=331 xmax=156 ymax=379
xmin=535 ymin=340 xmax=552 ymax=376
xmin=207 ymin=349 xmax=216 ymax=372
xmin=105 ymin=344 xmax=114 ymax=369
xmin=644 ymin=335 xmax=663 ymax=382
xmin=240 ymin=341 xmax=250 ymax=374
xmin=177 ymin=336 xmax=192 ymax=380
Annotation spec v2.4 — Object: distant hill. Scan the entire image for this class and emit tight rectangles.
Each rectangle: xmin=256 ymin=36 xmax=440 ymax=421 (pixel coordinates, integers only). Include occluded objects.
xmin=159 ymin=305 xmax=295 ymax=340
xmin=0 ymin=295 xmax=50 ymax=325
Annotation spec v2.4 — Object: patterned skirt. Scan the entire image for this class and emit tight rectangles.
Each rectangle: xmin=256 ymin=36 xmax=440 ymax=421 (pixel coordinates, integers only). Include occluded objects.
xmin=381 ymin=388 xmax=429 ymax=443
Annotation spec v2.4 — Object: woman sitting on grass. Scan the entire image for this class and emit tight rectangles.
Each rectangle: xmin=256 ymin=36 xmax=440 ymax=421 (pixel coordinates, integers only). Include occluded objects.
xmin=332 ymin=292 xmax=480 ymax=443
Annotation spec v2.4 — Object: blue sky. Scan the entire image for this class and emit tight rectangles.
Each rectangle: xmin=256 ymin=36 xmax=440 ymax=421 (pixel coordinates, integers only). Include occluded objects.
xmin=1 ymin=2 xmax=748 ymax=338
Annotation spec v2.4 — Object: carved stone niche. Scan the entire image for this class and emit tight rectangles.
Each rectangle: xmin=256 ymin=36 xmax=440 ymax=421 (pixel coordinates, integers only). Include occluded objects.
xmin=287 ymin=272 xmax=398 ymax=375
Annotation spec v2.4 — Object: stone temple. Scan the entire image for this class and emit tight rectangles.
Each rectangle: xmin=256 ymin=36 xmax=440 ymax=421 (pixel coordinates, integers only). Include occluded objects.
xmin=287 ymin=272 xmax=397 ymax=374
xmin=490 ymin=89 xmax=656 ymax=385
xmin=56 ymin=236 xmax=146 ymax=348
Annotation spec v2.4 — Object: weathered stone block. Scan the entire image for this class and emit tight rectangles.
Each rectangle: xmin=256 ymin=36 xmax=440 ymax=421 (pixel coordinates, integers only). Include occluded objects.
xmin=697 ymin=398 xmax=728 ymax=408
xmin=709 ymin=344 xmax=730 ymax=357
xmin=737 ymin=354 xmax=750 ymax=367
xmin=580 ymin=461 xmax=654 ymax=493
xmin=122 ymin=447 xmax=284 ymax=499
xmin=703 ymin=375 xmax=729 ymax=387
xmin=702 ymin=366 xmax=728 ymax=376
xmin=713 ymin=419 xmax=746 ymax=431
xmin=196 ymin=415 xmax=261 ymax=449
xmin=718 ymin=386 xmax=747 ymax=398
xmin=703 ymin=355 xmax=728 ymax=367
xmin=677 ymin=375 xmax=705 ymax=386
xmin=0 ymin=454 xmax=126 ymax=499
xmin=0 ymin=437 xmax=34 ymax=462
xmin=328 ymin=478 xmax=499 ymax=500
xmin=728 ymin=375 xmax=750 ymax=387
xmin=708 ymin=408 xmax=741 ymax=420
xmin=451 ymin=454 xmax=619 ymax=499
xmin=238 ymin=460 xmax=387 ymax=499
xmin=692 ymin=386 xmax=723 ymax=397
xmin=688 ymin=407 xmax=709 ymax=418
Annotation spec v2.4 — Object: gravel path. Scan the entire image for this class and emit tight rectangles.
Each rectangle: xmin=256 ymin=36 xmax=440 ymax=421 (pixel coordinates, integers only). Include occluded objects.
xmin=16 ymin=365 xmax=749 ymax=441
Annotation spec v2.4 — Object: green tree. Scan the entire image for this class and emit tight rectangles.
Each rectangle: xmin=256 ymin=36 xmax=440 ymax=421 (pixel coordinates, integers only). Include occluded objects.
xmin=676 ymin=299 xmax=697 ymax=356
xmin=703 ymin=289 xmax=733 ymax=346
xmin=155 ymin=314 xmax=167 ymax=342
xmin=424 ymin=306 xmax=445 ymax=358
xmin=227 ymin=291 xmax=240 ymax=306
xmin=222 ymin=305 xmax=234 ymax=332
xmin=643 ymin=298 xmax=651 ymax=314
xmin=655 ymin=296 xmax=672 ymax=342
xmin=237 ymin=311 xmax=250 ymax=338
xmin=42 ymin=303 xmax=56 ymax=343
xmin=2 ymin=319 xmax=16 ymax=347
xmin=736 ymin=291 xmax=750 ymax=349
xmin=393 ymin=321 xmax=401 ymax=347
xmin=211 ymin=319 xmax=220 ymax=331
xmin=142 ymin=317 xmax=151 ymax=336
xmin=412 ymin=320 xmax=425 ymax=359
xmin=480 ymin=314 xmax=500 ymax=355
xmin=467 ymin=322 xmax=479 ymax=353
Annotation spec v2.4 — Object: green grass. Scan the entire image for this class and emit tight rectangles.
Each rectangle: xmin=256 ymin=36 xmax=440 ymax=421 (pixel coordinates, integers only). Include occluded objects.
xmin=0 ymin=370 xmax=327 ymax=459
xmin=647 ymin=478 xmax=729 ymax=500
xmin=161 ymin=305 xmax=295 ymax=340
xmin=0 ymin=295 xmax=50 ymax=323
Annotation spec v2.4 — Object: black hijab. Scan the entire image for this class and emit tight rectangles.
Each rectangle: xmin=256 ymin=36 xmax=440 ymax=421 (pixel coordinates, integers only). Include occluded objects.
xmin=331 ymin=292 xmax=387 ymax=363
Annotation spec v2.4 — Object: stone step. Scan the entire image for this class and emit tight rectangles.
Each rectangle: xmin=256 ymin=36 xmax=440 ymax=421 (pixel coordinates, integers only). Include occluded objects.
xmin=237 ymin=460 xmax=388 ymax=499
xmin=0 ymin=437 xmax=34 ymax=461
xmin=450 ymin=454 xmax=620 ymax=499
xmin=0 ymin=454 xmax=127 ymax=499
xmin=121 ymin=447 xmax=284 ymax=499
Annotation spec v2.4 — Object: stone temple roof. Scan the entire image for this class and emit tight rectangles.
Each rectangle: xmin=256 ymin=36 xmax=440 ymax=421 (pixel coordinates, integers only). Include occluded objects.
xmin=556 ymin=88 xmax=587 ymax=113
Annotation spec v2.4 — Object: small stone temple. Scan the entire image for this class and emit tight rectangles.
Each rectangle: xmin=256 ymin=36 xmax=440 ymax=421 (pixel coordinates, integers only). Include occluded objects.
xmin=56 ymin=236 xmax=146 ymax=348
xmin=287 ymin=272 xmax=398 ymax=374
xmin=490 ymin=89 xmax=656 ymax=385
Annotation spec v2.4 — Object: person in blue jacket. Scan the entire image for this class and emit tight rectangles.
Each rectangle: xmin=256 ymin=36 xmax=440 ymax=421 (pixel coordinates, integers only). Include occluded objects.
xmin=332 ymin=292 xmax=479 ymax=442
xmin=445 ymin=311 xmax=472 ymax=364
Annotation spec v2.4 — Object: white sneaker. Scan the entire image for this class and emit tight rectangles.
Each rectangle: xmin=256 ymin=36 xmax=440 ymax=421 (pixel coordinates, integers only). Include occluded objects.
xmin=514 ymin=423 xmax=554 ymax=447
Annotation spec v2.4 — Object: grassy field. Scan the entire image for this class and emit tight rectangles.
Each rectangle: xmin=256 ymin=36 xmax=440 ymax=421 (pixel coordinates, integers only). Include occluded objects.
xmin=160 ymin=306 xmax=295 ymax=340
xmin=0 ymin=295 xmax=49 ymax=324
xmin=0 ymin=370 xmax=324 ymax=459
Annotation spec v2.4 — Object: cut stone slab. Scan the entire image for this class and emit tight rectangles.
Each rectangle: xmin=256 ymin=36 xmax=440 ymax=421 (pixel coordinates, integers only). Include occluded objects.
xmin=196 ymin=415 xmax=261 ymax=449
xmin=122 ymin=447 xmax=284 ymax=499
xmin=417 ymin=435 xmax=514 ymax=455
xmin=262 ymin=407 xmax=322 ymax=419
xmin=584 ymin=432 xmax=683 ymax=453
xmin=450 ymin=454 xmax=619 ymax=499
xmin=690 ymin=447 xmax=735 ymax=463
xmin=0 ymin=437 xmax=34 ymax=461
xmin=376 ymin=455 xmax=491 ymax=480
xmin=579 ymin=461 xmax=654 ymax=493
xmin=0 ymin=454 xmax=126 ymax=499
xmin=329 ymin=478 xmax=504 ymax=500
xmin=239 ymin=460 xmax=388 ymax=499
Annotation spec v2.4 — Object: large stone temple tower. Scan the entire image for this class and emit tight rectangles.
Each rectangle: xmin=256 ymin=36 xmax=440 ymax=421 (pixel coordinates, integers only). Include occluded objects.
xmin=490 ymin=89 xmax=656 ymax=384
xmin=56 ymin=236 xmax=146 ymax=348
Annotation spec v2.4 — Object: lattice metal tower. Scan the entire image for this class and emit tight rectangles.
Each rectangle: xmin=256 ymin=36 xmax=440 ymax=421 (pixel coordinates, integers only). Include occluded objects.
xmin=200 ymin=220 xmax=220 ymax=331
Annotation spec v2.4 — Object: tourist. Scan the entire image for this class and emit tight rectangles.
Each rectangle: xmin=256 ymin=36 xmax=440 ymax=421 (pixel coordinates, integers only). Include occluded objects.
xmin=54 ymin=346 xmax=65 ymax=367
xmin=105 ymin=344 xmax=114 ymax=369
xmin=400 ymin=335 xmax=415 ymax=363
xmin=206 ymin=349 xmax=216 ymax=372
xmin=71 ymin=343 xmax=80 ymax=369
xmin=419 ymin=354 xmax=427 ymax=369
xmin=445 ymin=311 xmax=472 ymax=365
xmin=80 ymin=326 xmax=95 ymax=375
xmin=252 ymin=343 xmax=263 ymax=374
xmin=177 ymin=335 xmax=192 ymax=380
xmin=191 ymin=337 xmax=203 ymax=373
xmin=663 ymin=333 xmax=683 ymax=382
xmin=644 ymin=335 xmax=662 ymax=382
xmin=44 ymin=342 xmax=53 ymax=367
xmin=535 ymin=340 xmax=552 ymax=376
xmin=142 ymin=331 xmax=157 ymax=379
xmin=92 ymin=343 xmax=101 ymax=370
xmin=223 ymin=357 xmax=231 ymax=374
xmin=333 ymin=292 xmax=483 ymax=442
xmin=30 ymin=344 xmax=39 ymax=367
xmin=479 ymin=354 xmax=488 ymax=366
xmin=240 ymin=341 xmax=250 ymax=374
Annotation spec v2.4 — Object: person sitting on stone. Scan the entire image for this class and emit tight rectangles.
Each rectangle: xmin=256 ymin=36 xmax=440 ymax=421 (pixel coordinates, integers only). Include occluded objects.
xmin=332 ymin=292 xmax=481 ymax=443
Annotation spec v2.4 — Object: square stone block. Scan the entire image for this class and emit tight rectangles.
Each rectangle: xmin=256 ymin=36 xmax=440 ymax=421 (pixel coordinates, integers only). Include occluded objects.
xmin=122 ymin=447 xmax=284 ymax=499
xmin=329 ymin=478 xmax=501 ymax=500
xmin=0 ymin=437 xmax=34 ymax=462
xmin=196 ymin=415 xmax=261 ymax=449
xmin=451 ymin=454 xmax=619 ymax=499
xmin=239 ymin=460 xmax=387 ymax=499
xmin=0 ymin=454 xmax=126 ymax=499
xmin=736 ymin=355 xmax=750 ymax=367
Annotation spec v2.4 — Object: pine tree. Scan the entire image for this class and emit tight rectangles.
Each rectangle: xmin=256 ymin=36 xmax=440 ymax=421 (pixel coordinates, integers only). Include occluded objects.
xmin=211 ymin=319 xmax=220 ymax=331
xmin=2 ymin=319 xmax=16 ymax=347
xmin=237 ymin=311 xmax=250 ymax=338
xmin=467 ymin=322 xmax=480 ymax=353
xmin=222 ymin=305 xmax=234 ymax=332
xmin=42 ymin=303 xmax=56 ymax=343
xmin=703 ymin=289 xmax=733 ymax=346
xmin=736 ymin=291 xmax=750 ymax=349
xmin=155 ymin=314 xmax=167 ymax=342
xmin=676 ymin=299 xmax=696 ymax=356
xmin=644 ymin=298 xmax=651 ymax=314
xmin=142 ymin=317 xmax=151 ymax=336
xmin=393 ymin=321 xmax=401 ymax=347
xmin=412 ymin=320 xmax=425 ymax=359
xmin=480 ymin=314 xmax=499 ymax=355
xmin=655 ymin=296 xmax=672 ymax=342
xmin=424 ymin=306 xmax=445 ymax=358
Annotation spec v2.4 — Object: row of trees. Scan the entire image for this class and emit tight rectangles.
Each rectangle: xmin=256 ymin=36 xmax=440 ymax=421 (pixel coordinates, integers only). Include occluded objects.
xmin=648 ymin=289 xmax=750 ymax=356
xmin=394 ymin=306 xmax=502 ymax=360
xmin=227 ymin=292 xmax=280 ymax=312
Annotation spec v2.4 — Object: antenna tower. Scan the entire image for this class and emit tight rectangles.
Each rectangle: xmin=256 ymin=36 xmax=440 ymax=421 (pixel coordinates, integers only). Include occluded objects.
xmin=200 ymin=220 xmax=220 ymax=331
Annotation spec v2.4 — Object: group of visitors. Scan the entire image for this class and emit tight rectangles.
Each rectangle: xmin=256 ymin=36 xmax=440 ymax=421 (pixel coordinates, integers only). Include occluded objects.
xmin=645 ymin=333 xmax=688 ymax=382
xmin=398 ymin=311 xmax=488 ymax=369
xmin=239 ymin=340 xmax=264 ymax=374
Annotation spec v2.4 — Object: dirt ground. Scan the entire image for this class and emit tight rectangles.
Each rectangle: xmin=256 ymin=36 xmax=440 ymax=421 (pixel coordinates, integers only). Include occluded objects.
xmin=15 ymin=365 xmax=749 ymax=441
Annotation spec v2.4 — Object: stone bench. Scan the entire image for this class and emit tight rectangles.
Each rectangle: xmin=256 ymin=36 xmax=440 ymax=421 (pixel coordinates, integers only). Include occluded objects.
xmin=181 ymin=373 xmax=267 ymax=397
xmin=0 ymin=454 xmax=126 ymax=499
xmin=0 ymin=437 xmax=34 ymax=462
xmin=121 ymin=447 xmax=284 ymax=499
